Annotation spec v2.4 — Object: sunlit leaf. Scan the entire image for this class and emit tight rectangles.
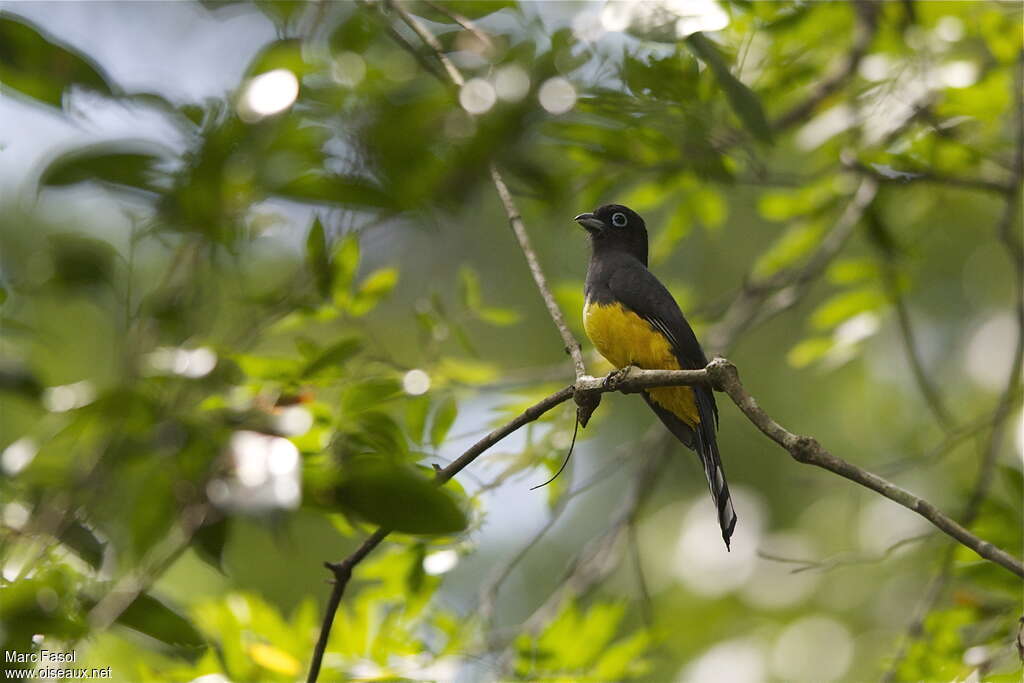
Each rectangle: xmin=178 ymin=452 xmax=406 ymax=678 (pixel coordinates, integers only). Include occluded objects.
xmin=787 ymin=336 xmax=834 ymax=368
xmin=349 ymin=267 xmax=399 ymax=316
xmin=248 ymin=642 xmax=301 ymax=676
xmin=332 ymin=233 xmax=361 ymax=303
xmin=430 ymin=395 xmax=458 ymax=449
xmin=811 ymin=287 xmax=886 ymax=330
xmin=405 ymin=395 xmax=431 ymax=445
xmin=751 ymin=220 xmax=825 ymax=279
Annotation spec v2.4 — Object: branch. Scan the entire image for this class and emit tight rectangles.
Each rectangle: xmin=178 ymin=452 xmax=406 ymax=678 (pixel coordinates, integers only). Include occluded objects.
xmin=704 ymin=358 xmax=1023 ymax=579
xmin=490 ymin=165 xmax=588 ymax=382
xmin=844 ymin=159 xmax=1012 ymax=196
xmin=759 ymin=532 xmax=934 ymax=574
xmin=422 ymin=0 xmax=495 ymax=53
xmin=307 ymin=357 xmax=1024 ymax=681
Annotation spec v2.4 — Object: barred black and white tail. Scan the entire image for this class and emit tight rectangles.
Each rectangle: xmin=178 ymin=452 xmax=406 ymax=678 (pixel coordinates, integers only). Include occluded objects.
xmin=695 ymin=425 xmax=737 ymax=549
xmin=643 ymin=392 xmax=738 ymax=549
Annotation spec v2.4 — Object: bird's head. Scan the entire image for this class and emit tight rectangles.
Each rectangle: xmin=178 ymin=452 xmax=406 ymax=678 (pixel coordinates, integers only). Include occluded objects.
xmin=575 ymin=204 xmax=648 ymax=266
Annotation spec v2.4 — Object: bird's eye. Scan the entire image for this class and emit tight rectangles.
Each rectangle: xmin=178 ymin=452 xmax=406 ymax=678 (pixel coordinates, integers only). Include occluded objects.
xmin=611 ymin=212 xmax=627 ymax=227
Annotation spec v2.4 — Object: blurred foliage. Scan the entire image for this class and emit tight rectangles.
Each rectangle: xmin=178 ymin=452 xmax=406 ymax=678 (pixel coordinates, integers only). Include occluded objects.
xmin=0 ymin=1 xmax=1021 ymax=681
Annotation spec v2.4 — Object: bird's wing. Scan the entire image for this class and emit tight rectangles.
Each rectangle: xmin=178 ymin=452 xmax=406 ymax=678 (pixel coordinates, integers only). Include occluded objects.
xmin=607 ymin=265 xmax=736 ymax=547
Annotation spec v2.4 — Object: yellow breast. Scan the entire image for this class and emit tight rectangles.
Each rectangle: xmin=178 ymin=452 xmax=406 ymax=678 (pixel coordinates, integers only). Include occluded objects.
xmin=583 ymin=300 xmax=699 ymax=425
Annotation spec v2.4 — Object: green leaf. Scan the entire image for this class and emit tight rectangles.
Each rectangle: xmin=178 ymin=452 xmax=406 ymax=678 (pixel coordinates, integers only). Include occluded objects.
xmin=0 ymin=365 xmax=43 ymax=400
xmin=301 ymin=337 xmax=362 ymax=378
xmin=116 ymin=592 xmax=206 ymax=657
xmin=999 ymin=464 xmax=1023 ymax=502
xmin=332 ymin=233 xmax=360 ymax=303
xmin=358 ymin=267 xmax=398 ymax=298
xmin=459 ymin=266 xmax=482 ymax=310
xmin=405 ymin=395 xmax=431 ymax=445
xmin=39 ymin=142 xmax=167 ymax=193
xmin=305 ymin=216 xmax=332 ymax=299
xmin=811 ymin=287 xmax=886 ymax=330
xmin=244 ymin=37 xmax=312 ymax=78
xmin=349 ymin=267 xmax=399 ymax=316
xmin=0 ymin=14 xmax=114 ymax=109
xmin=57 ymin=521 xmax=105 ymax=569
xmin=477 ymin=306 xmax=521 ymax=326
xmin=752 ymin=221 xmax=825 ymax=279
xmin=193 ymin=517 xmax=229 ymax=571
xmin=271 ymin=173 xmax=395 ymax=209
xmin=787 ymin=336 xmax=834 ymax=368
xmin=684 ymin=33 xmax=773 ymax=144
xmin=48 ymin=233 xmax=116 ymax=288
xmin=340 ymin=378 xmax=402 ymax=414
xmin=334 ymin=456 xmax=468 ymax=534
xmin=430 ymin=395 xmax=458 ymax=449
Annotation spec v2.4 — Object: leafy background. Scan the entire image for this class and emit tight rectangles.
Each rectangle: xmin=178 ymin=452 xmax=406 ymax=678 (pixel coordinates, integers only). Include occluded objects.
xmin=0 ymin=1 xmax=1021 ymax=682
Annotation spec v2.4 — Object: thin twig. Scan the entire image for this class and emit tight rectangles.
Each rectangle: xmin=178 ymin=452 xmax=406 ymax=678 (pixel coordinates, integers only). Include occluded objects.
xmin=490 ymin=164 xmax=588 ymax=381
xmin=423 ymin=0 xmax=494 ymax=52
xmin=389 ymin=0 xmax=464 ymax=86
xmin=845 ymin=159 xmax=1011 ymax=196
xmin=758 ymin=532 xmax=934 ymax=574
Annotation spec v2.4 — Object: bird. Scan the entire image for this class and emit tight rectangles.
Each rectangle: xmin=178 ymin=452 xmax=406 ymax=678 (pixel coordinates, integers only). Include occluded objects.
xmin=575 ymin=204 xmax=737 ymax=549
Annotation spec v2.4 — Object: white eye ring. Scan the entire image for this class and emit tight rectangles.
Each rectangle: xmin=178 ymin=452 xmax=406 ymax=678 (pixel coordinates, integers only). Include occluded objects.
xmin=611 ymin=212 xmax=627 ymax=227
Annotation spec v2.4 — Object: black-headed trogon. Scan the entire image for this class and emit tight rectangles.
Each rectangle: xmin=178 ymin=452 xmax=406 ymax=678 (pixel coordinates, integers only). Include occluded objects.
xmin=576 ymin=204 xmax=737 ymax=549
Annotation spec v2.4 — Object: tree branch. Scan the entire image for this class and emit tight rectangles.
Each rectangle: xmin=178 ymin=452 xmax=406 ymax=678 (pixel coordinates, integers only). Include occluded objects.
xmin=307 ymin=357 xmax=1024 ymax=681
xmin=489 ymin=164 xmax=588 ymax=382
xmin=704 ymin=357 xmax=1023 ymax=579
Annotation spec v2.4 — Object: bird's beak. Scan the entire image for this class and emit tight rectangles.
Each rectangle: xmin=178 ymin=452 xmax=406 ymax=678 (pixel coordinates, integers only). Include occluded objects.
xmin=574 ymin=213 xmax=604 ymax=233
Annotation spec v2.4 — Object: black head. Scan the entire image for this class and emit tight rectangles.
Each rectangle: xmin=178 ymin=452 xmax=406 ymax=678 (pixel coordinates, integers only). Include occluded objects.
xmin=574 ymin=204 xmax=648 ymax=266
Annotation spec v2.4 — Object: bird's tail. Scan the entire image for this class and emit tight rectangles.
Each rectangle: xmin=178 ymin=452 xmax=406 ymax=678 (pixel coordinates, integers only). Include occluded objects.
xmin=643 ymin=394 xmax=737 ymax=549
xmin=694 ymin=426 xmax=737 ymax=550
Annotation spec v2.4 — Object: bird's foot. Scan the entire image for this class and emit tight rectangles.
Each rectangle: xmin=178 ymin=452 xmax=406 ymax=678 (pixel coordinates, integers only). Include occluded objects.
xmin=603 ymin=365 xmax=636 ymax=391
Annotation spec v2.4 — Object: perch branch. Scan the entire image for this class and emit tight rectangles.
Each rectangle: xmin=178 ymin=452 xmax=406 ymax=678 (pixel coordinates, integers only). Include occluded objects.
xmin=307 ymin=359 xmax=1024 ymax=681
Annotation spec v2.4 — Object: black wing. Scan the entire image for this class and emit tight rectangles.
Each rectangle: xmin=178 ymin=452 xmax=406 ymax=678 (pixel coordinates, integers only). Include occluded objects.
xmin=607 ymin=265 xmax=737 ymax=548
